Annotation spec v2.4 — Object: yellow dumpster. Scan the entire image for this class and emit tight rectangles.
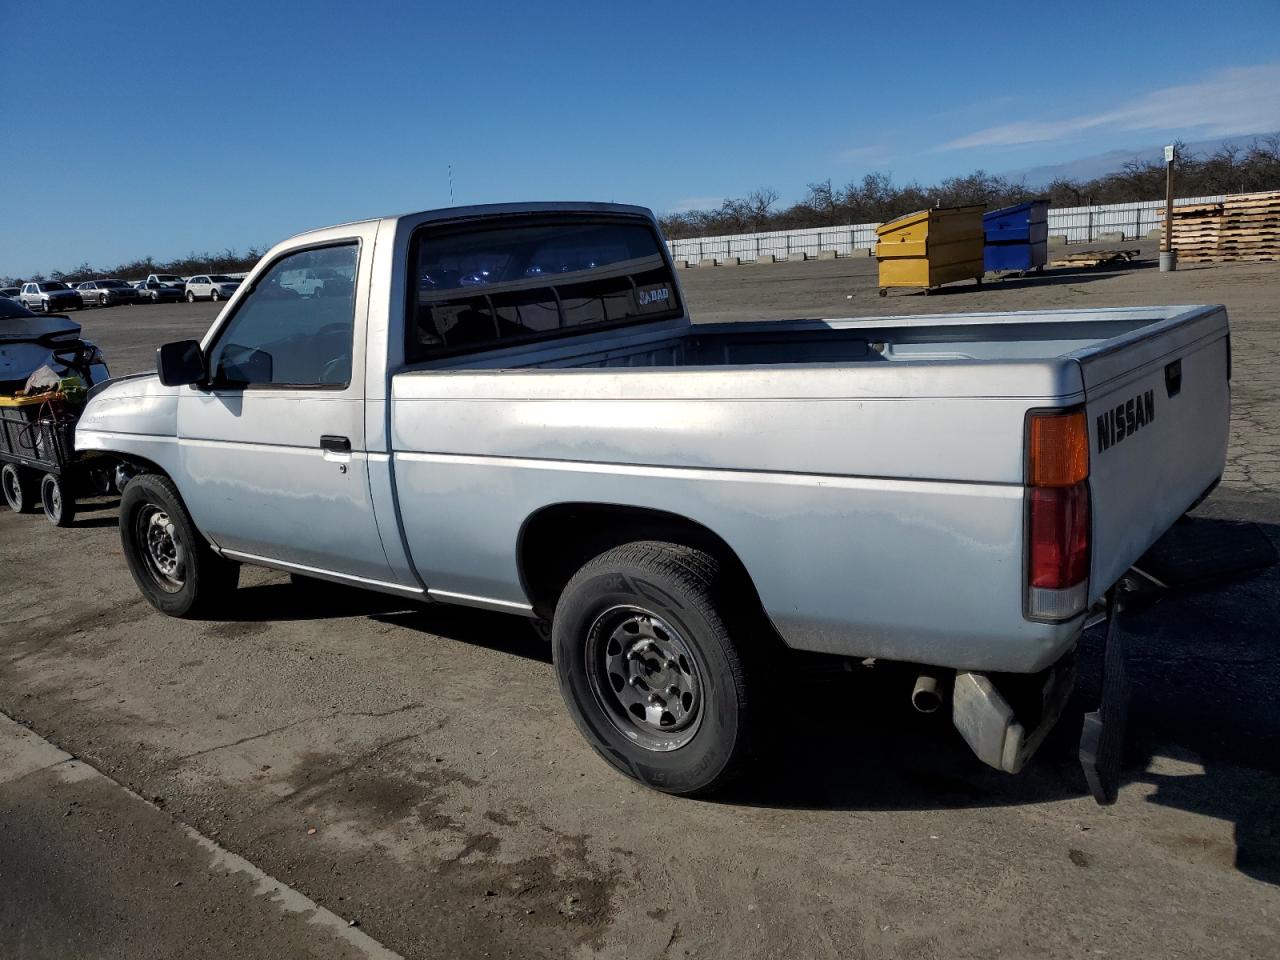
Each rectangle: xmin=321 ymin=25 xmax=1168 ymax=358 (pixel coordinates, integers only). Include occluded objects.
xmin=876 ymin=204 xmax=985 ymax=295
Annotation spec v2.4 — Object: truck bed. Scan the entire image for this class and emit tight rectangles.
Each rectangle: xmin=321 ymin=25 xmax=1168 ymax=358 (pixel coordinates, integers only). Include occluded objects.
xmin=390 ymin=304 xmax=1229 ymax=672
xmin=423 ymin=306 xmax=1202 ymax=370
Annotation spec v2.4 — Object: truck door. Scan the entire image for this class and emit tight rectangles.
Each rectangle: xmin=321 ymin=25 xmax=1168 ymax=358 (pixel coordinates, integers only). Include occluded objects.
xmin=174 ymin=229 xmax=406 ymax=589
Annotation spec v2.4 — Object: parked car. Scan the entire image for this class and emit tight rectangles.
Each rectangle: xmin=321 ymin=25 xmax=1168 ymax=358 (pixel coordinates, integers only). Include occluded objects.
xmin=79 ymin=202 xmax=1232 ymax=801
xmin=135 ymin=281 xmax=183 ymax=304
xmin=146 ymin=273 xmax=186 ymax=290
xmin=20 ymin=281 xmax=81 ymax=312
xmin=184 ymin=275 xmax=241 ymax=302
xmin=278 ymin=266 xmax=352 ymax=298
xmin=78 ymin=279 xmax=140 ymax=307
xmin=0 ymin=288 xmax=22 ymax=301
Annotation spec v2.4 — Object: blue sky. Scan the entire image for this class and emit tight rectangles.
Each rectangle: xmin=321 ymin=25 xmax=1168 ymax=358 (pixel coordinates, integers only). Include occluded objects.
xmin=4 ymin=0 xmax=1279 ymax=275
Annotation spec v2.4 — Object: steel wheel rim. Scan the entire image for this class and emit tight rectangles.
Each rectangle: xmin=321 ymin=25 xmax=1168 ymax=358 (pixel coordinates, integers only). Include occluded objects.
xmin=585 ymin=605 xmax=703 ymax=752
xmin=136 ymin=504 xmax=186 ymax=592
xmin=44 ymin=479 xmax=61 ymax=519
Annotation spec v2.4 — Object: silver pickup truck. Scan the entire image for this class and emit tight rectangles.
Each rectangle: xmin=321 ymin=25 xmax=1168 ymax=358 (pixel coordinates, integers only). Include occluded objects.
xmin=77 ymin=202 xmax=1230 ymax=797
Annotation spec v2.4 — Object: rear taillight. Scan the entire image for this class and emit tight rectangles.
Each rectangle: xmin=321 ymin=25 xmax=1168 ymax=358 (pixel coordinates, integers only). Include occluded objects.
xmin=1025 ymin=409 xmax=1090 ymax=621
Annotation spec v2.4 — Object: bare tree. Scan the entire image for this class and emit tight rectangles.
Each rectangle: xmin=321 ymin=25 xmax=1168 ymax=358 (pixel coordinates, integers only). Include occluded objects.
xmin=745 ymin=188 xmax=779 ymax=230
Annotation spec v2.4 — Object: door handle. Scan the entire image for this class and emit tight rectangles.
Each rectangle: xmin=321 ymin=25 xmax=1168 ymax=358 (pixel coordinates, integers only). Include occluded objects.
xmin=320 ymin=435 xmax=351 ymax=454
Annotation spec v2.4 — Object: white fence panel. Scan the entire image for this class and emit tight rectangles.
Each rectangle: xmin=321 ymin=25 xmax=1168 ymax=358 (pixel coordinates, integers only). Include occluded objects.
xmin=664 ymin=194 xmax=1231 ymax=262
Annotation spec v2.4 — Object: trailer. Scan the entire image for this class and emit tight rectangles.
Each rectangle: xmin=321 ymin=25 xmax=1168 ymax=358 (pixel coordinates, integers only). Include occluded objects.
xmin=0 ymin=394 xmax=114 ymax=526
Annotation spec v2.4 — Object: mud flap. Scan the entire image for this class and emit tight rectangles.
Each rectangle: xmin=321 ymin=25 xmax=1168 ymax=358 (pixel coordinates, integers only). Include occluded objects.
xmin=1079 ymin=589 xmax=1130 ymax=805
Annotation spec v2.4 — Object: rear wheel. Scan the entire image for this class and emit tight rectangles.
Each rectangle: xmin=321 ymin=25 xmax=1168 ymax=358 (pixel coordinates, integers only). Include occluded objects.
xmin=552 ymin=541 xmax=763 ymax=796
xmin=119 ymin=474 xmax=239 ymax=617
xmin=2 ymin=463 xmax=38 ymax=513
xmin=40 ymin=472 xmax=75 ymax=527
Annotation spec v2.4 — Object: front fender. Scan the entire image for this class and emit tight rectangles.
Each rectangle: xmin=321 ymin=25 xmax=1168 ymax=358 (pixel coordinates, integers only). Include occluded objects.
xmin=75 ymin=373 xmax=183 ymax=477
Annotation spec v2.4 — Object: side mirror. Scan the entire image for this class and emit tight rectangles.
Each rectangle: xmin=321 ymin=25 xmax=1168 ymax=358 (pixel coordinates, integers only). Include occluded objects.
xmin=156 ymin=339 xmax=206 ymax=386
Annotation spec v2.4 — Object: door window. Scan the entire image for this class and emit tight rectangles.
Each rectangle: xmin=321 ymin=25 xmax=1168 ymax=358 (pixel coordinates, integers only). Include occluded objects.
xmin=206 ymin=243 xmax=358 ymax=388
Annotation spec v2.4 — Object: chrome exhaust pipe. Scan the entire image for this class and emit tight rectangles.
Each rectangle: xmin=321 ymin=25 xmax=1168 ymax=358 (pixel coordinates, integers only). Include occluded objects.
xmin=911 ymin=673 xmax=943 ymax=714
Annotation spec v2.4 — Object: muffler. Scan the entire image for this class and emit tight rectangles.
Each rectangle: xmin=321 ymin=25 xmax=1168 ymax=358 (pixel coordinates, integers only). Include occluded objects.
xmin=911 ymin=673 xmax=943 ymax=713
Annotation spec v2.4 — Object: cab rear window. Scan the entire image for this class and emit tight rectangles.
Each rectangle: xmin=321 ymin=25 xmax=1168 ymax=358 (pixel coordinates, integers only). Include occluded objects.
xmin=407 ymin=217 xmax=679 ymax=360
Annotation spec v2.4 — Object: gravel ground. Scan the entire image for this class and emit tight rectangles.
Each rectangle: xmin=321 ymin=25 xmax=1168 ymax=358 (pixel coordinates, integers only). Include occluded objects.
xmin=2 ymin=245 xmax=1278 ymax=958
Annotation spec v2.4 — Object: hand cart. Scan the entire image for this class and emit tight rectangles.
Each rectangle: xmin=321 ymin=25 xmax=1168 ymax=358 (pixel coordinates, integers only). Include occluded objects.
xmin=0 ymin=393 xmax=114 ymax=526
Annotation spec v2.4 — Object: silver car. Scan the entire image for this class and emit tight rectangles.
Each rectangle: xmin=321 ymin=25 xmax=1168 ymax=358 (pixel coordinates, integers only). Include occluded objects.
xmin=20 ymin=280 xmax=82 ymax=312
xmin=184 ymin=275 xmax=241 ymax=303
xmin=78 ymin=279 xmax=141 ymax=307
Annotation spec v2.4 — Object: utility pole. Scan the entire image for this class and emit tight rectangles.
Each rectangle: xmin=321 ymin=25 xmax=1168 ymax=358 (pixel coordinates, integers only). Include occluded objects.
xmin=1160 ymin=144 xmax=1177 ymax=272
xmin=448 ymin=164 xmax=455 ymax=207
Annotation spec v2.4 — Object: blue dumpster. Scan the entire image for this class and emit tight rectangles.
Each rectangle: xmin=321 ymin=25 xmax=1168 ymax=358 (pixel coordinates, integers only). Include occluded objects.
xmin=983 ymin=200 xmax=1049 ymax=273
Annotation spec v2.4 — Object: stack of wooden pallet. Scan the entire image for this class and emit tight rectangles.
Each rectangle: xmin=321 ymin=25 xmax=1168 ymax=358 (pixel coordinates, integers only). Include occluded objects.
xmin=1163 ymin=190 xmax=1280 ymax=263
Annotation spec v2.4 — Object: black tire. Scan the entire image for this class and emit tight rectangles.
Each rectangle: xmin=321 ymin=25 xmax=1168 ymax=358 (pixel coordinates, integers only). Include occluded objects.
xmin=2 ymin=463 xmax=38 ymax=514
xmin=186 ymin=291 xmax=196 ymax=303
xmin=119 ymin=473 xmax=239 ymax=617
xmin=99 ymin=294 xmax=109 ymax=307
xmin=552 ymin=541 xmax=761 ymax=796
xmin=40 ymin=472 xmax=75 ymax=527
xmin=210 ymin=289 xmax=220 ymax=302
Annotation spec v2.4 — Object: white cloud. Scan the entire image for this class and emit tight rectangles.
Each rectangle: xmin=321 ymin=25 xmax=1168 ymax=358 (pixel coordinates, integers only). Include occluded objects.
xmin=938 ymin=64 xmax=1280 ymax=151
xmin=836 ymin=144 xmax=891 ymax=163
xmin=667 ymin=195 xmax=725 ymax=213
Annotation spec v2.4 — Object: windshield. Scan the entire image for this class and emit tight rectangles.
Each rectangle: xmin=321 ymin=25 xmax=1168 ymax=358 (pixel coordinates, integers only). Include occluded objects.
xmin=209 ymin=275 xmax=238 ymax=283
xmin=39 ymin=282 xmax=70 ymax=291
xmin=100 ymin=279 xmax=128 ymax=288
xmin=156 ymin=275 xmax=182 ymax=281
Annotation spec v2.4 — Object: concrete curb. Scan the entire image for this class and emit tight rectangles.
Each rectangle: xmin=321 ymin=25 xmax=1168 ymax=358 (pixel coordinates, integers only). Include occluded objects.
xmin=0 ymin=712 xmax=404 ymax=960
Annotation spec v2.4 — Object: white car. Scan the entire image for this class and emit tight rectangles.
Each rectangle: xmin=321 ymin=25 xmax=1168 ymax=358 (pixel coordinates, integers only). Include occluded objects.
xmin=278 ymin=266 xmax=351 ymax=298
xmin=185 ymin=275 xmax=241 ymax=303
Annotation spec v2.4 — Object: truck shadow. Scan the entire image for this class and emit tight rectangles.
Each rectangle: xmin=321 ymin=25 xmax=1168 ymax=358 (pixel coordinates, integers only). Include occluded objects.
xmin=219 ymin=578 xmax=554 ymax=665
xmin=727 ymin=513 xmax=1280 ymax=887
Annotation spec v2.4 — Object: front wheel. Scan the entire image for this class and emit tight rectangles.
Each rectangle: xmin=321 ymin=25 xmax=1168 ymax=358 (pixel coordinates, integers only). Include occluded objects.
xmin=99 ymin=294 xmax=109 ymax=307
xmin=552 ymin=541 xmax=763 ymax=796
xmin=186 ymin=291 xmax=196 ymax=303
xmin=119 ymin=474 xmax=239 ymax=617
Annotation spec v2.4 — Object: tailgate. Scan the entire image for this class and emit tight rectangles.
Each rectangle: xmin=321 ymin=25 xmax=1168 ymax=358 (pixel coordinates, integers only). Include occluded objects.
xmin=1080 ymin=307 xmax=1230 ymax=600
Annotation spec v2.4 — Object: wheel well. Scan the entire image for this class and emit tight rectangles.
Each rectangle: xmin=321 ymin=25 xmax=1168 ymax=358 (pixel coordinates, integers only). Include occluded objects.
xmin=517 ymin=503 xmax=766 ymax=622
xmin=112 ymin=454 xmax=169 ymax=481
